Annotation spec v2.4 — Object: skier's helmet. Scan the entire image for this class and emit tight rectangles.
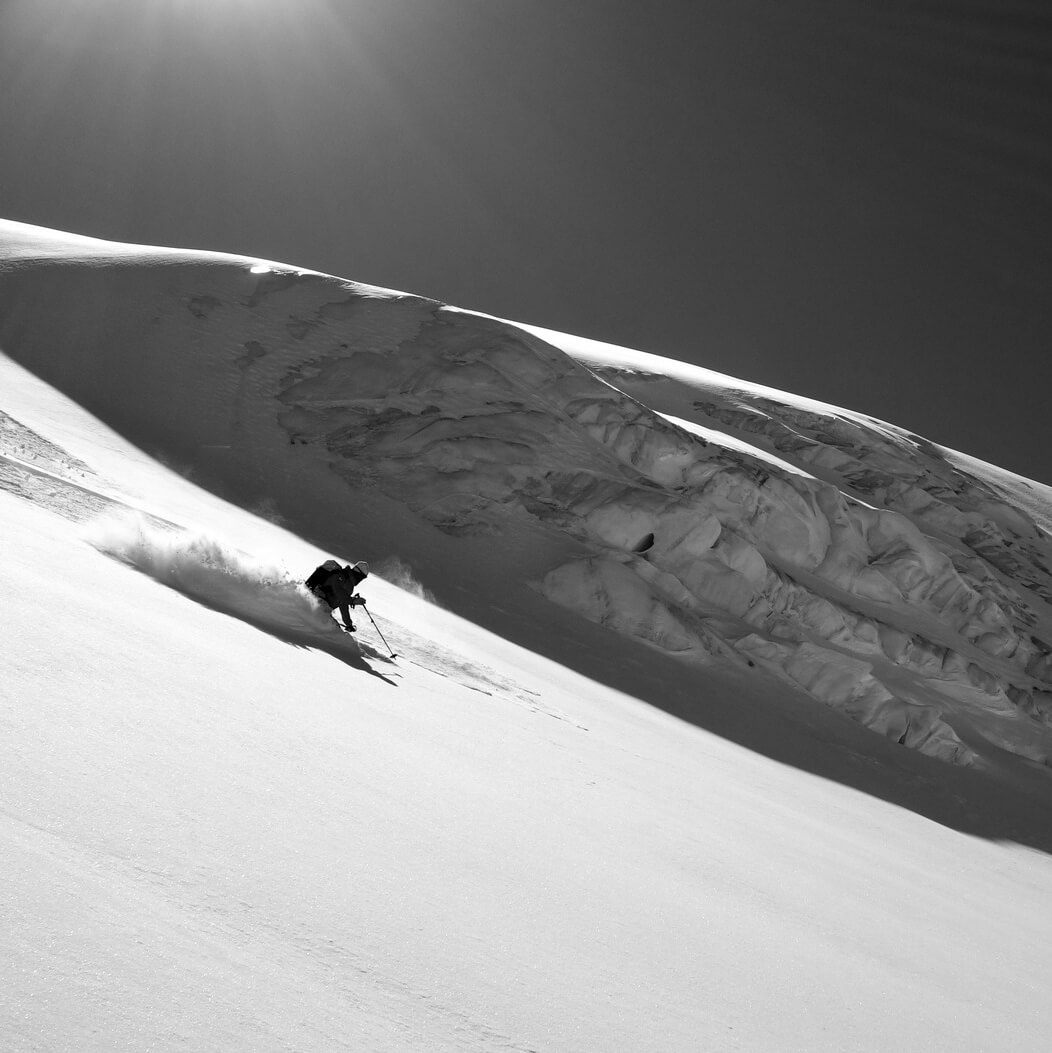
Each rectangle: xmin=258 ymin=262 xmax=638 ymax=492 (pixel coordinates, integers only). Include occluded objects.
xmin=352 ymin=561 xmax=369 ymax=578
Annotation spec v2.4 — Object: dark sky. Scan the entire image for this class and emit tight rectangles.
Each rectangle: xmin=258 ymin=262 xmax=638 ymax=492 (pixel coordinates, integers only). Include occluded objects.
xmin=2 ymin=0 xmax=1051 ymax=481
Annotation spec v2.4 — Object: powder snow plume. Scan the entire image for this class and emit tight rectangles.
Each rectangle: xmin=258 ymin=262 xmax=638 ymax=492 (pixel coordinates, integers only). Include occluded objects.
xmin=373 ymin=555 xmax=436 ymax=604
xmin=84 ymin=513 xmax=336 ymax=637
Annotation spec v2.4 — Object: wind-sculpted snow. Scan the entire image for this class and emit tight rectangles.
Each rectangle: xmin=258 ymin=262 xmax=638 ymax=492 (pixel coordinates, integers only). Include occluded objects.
xmin=3 ymin=220 xmax=1052 ymax=769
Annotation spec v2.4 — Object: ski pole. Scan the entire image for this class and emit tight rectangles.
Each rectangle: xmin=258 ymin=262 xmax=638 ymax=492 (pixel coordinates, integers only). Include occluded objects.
xmin=361 ymin=601 xmax=396 ymax=657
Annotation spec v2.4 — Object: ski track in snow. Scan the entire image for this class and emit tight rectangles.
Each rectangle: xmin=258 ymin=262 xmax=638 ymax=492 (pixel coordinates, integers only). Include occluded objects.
xmin=389 ymin=629 xmax=586 ymax=729
xmin=0 ymin=408 xmax=171 ymax=527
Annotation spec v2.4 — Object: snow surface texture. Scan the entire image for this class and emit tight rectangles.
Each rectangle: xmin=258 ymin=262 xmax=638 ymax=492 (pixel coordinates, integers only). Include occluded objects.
xmin=4 ymin=221 xmax=1052 ymax=1052
xmin=3 ymin=220 xmax=1050 ymax=771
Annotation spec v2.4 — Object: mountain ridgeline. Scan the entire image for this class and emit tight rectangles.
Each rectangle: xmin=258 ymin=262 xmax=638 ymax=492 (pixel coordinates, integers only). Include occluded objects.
xmin=3 ymin=220 xmax=1052 ymax=771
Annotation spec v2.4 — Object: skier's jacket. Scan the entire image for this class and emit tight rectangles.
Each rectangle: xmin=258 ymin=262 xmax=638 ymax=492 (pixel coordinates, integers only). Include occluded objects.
xmin=306 ymin=560 xmax=366 ymax=609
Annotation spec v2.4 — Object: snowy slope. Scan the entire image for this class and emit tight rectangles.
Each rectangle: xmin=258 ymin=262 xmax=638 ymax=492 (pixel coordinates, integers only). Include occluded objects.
xmin=3 ymin=221 xmax=1052 ymax=1051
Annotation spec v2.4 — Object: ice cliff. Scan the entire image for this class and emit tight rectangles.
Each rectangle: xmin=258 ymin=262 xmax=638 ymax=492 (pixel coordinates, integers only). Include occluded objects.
xmin=3 ymin=220 xmax=1052 ymax=769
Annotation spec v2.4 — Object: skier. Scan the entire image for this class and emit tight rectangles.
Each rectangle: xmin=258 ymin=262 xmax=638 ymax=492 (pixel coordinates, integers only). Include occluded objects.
xmin=305 ymin=559 xmax=369 ymax=631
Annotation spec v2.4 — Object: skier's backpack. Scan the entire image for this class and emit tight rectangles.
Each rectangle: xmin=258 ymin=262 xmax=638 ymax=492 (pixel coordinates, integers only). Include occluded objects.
xmin=305 ymin=559 xmax=341 ymax=593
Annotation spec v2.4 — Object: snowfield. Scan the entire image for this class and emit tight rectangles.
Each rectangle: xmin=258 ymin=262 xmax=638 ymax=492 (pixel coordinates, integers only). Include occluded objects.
xmin=2 ymin=221 xmax=1052 ymax=1051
